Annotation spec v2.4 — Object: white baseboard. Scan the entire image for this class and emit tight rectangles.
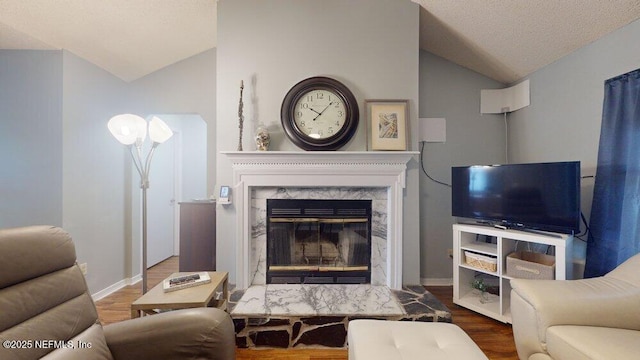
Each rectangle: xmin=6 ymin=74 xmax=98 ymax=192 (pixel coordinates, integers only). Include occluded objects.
xmin=91 ymin=274 xmax=141 ymax=302
xmin=421 ymin=278 xmax=453 ymax=286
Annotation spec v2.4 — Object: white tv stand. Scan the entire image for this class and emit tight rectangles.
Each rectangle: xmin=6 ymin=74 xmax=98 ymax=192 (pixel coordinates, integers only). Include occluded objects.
xmin=453 ymin=223 xmax=574 ymax=323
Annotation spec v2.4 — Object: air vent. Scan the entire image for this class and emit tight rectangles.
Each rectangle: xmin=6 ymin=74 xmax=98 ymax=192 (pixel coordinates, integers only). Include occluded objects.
xmin=268 ymin=199 xmax=371 ymax=218
xmin=304 ymin=277 xmax=334 ymax=284
xmin=271 ymin=208 xmax=302 ymax=216
xmin=337 ymin=208 xmax=367 ymax=216
xmin=270 ymin=276 xmax=302 ymax=284
xmin=338 ymin=277 xmax=367 ymax=284
xmin=304 ymin=208 xmax=334 ymax=216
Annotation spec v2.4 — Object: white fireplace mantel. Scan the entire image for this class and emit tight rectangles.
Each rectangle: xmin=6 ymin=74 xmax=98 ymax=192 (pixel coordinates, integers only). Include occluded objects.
xmin=221 ymin=151 xmax=418 ymax=289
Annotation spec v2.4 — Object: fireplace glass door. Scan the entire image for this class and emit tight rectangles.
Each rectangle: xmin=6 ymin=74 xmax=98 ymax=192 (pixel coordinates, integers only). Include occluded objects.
xmin=267 ymin=199 xmax=371 ymax=284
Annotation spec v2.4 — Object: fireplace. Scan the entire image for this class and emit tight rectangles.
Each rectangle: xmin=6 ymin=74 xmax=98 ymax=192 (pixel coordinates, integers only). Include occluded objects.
xmin=222 ymin=150 xmax=416 ymax=289
xmin=267 ymin=199 xmax=371 ymax=284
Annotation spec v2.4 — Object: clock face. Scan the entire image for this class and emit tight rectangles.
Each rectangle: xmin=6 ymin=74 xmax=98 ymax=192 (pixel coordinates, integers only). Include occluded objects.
xmin=281 ymin=76 xmax=359 ymax=151
xmin=293 ymin=89 xmax=347 ymax=140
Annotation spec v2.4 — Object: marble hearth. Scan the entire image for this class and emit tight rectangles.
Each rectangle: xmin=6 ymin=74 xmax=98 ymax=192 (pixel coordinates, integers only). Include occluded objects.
xmin=232 ymin=284 xmax=404 ymax=317
xmin=230 ymin=285 xmax=452 ymax=349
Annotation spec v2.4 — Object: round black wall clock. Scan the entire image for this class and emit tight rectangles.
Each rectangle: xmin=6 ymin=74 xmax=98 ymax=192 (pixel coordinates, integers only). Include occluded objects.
xmin=281 ymin=76 xmax=359 ymax=151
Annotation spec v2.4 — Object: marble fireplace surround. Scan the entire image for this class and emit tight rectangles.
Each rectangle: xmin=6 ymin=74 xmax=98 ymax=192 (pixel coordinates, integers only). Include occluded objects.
xmin=222 ymin=151 xmax=417 ymax=290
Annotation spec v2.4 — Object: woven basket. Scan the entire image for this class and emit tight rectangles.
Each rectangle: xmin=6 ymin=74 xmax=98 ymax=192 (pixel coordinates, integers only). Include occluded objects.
xmin=506 ymin=251 xmax=555 ymax=279
xmin=464 ymin=251 xmax=497 ymax=272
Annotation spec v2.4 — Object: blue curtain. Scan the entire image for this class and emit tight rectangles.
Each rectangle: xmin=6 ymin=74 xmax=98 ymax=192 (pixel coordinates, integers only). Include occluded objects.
xmin=584 ymin=68 xmax=640 ymax=278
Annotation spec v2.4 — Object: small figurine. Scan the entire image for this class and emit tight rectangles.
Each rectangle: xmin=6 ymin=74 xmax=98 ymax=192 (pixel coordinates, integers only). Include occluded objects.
xmin=255 ymin=124 xmax=270 ymax=151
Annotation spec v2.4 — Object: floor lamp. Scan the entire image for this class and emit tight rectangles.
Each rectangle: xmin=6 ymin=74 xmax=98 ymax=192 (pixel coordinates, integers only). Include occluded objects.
xmin=108 ymin=114 xmax=173 ymax=294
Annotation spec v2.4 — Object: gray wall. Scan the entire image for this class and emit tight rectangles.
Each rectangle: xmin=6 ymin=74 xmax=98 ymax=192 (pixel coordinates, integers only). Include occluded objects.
xmin=61 ymin=51 xmax=131 ymax=293
xmin=1 ymin=48 xmax=215 ymax=295
xmin=0 ymin=50 xmax=130 ymax=294
xmin=158 ymin=114 xmax=208 ymax=202
xmin=216 ymin=0 xmax=421 ymax=285
xmin=508 ymin=18 xmax=640 ymax=235
xmin=130 ymin=49 xmax=217 ymax=194
xmin=418 ymin=51 xmax=504 ymax=282
xmin=0 ymin=50 xmax=63 ymax=228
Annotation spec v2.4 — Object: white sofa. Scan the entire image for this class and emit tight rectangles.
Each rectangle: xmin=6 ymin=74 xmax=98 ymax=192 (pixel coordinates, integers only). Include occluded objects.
xmin=510 ymin=253 xmax=640 ymax=360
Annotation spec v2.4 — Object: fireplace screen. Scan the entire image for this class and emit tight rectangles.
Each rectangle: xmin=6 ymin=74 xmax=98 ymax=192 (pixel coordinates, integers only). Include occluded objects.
xmin=267 ymin=199 xmax=371 ymax=284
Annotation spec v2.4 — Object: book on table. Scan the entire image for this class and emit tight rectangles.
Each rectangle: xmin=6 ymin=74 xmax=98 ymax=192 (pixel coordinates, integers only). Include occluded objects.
xmin=163 ymin=272 xmax=211 ymax=292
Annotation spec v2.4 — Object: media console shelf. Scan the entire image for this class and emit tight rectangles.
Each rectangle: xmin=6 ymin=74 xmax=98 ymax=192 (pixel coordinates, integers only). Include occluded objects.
xmin=453 ymin=223 xmax=574 ymax=323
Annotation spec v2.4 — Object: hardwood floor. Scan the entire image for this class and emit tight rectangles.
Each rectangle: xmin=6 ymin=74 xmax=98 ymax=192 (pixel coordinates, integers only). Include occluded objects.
xmin=428 ymin=286 xmax=518 ymax=360
xmin=95 ymin=258 xmax=518 ymax=360
xmin=95 ymin=256 xmax=181 ymax=325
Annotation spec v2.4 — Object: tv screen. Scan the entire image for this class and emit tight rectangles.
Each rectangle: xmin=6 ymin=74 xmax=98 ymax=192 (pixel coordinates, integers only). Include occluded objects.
xmin=451 ymin=161 xmax=580 ymax=234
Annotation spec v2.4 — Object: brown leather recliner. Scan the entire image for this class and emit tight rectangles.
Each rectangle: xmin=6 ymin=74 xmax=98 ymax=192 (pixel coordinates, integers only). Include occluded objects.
xmin=0 ymin=226 xmax=236 ymax=360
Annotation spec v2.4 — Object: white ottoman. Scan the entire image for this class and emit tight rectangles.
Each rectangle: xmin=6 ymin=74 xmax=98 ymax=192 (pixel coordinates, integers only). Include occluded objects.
xmin=347 ymin=320 xmax=488 ymax=360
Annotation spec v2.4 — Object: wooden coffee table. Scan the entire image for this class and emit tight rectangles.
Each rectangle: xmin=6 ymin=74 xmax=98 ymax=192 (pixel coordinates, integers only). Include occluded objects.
xmin=131 ymin=271 xmax=228 ymax=318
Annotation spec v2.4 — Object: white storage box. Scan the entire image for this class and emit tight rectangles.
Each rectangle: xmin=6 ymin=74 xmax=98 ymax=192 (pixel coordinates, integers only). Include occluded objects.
xmin=507 ymin=251 xmax=555 ymax=279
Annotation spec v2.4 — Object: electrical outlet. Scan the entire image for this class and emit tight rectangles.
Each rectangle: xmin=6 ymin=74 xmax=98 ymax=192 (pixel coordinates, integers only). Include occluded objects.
xmin=79 ymin=263 xmax=88 ymax=275
xmin=447 ymin=249 xmax=453 ymax=259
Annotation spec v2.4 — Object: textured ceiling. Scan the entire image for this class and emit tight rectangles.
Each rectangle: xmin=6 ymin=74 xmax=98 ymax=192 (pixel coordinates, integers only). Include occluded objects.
xmin=0 ymin=0 xmax=217 ymax=82
xmin=416 ymin=0 xmax=640 ymax=84
xmin=1 ymin=0 xmax=639 ymax=83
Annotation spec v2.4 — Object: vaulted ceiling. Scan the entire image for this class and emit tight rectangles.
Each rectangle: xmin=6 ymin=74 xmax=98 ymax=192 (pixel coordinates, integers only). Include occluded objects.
xmin=1 ymin=0 xmax=639 ymax=83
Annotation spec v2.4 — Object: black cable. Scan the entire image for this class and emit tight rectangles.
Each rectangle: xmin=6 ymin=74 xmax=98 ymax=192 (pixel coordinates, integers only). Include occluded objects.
xmin=573 ymin=212 xmax=591 ymax=242
xmin=573 ymin=176 xmax=594 ymax=241
xmin=419 ymin=141 xmax=451 ymax=188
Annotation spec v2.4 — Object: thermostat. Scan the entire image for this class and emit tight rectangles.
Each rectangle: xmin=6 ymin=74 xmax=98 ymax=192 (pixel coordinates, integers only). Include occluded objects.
xmin=219 ymin=186 xmax=231 ymax=205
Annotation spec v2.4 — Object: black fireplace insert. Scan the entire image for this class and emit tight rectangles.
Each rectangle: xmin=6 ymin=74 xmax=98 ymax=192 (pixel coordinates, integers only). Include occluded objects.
xmin=266 ymin=199 xmax=372 ymax=284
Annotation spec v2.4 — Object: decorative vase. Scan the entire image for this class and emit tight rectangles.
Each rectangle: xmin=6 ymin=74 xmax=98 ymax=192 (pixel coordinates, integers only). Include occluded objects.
xmin=255 ymin=124 xmax=270 ymax=151
xmin=479 ymin=291 xmax=490 ymax=304
xmin=471 ymin=278 xmax=490 ymax=303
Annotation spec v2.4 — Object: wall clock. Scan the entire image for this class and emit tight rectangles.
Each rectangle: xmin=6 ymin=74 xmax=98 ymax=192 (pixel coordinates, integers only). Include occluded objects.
xmin=281 ymin=76 xmax=359 ymax=151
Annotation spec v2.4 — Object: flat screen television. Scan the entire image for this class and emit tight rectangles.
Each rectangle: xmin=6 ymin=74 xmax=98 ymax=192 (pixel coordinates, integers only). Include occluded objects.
xmin=451 ymin=161 xmax=580 ymax=234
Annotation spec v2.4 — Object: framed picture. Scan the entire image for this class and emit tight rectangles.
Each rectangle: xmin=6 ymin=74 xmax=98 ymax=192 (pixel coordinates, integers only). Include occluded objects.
xmin=365 ymin=99 xmax=408 ymax=151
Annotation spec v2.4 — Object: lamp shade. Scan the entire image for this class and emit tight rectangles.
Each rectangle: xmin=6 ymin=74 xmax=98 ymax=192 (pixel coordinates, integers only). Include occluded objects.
xmin=148 ymin=116 xmax=173 ymax=143
xmin=108 ymin=114 xmax=147 ymax=145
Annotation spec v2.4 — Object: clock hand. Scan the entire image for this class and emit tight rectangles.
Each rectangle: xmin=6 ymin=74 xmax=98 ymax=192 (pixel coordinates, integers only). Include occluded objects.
xmin=319 ymin=102 xmax=335 ymax=115
xmin=310 ymin=107 xmax=323 ymax=121
xmin=313 ymin=102 xmax=334 ymax=121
